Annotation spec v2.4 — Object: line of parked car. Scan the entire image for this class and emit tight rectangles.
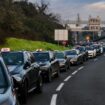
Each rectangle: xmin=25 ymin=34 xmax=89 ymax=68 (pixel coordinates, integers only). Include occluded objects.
xmin=0 ymin=41 xmax=105 ymax=105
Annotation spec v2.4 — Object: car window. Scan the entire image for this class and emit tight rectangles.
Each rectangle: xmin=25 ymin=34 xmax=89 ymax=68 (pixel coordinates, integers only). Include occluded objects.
xmin=0 ymin=62 xmax=8 ymax=90
xmin=55 ymin=52 xmax=65 ymax=59
xmin=33 ymin=53 xmax=50 ymax=62
xmin=2 ymin=52 xmax=24 ymax=65
xmin=65 ymin=50 xmax=77 ymax=55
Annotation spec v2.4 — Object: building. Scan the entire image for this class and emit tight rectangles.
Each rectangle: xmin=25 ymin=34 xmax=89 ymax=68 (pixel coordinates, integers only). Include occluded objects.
xmin=88 ymin=16 xmax=101 ymax=31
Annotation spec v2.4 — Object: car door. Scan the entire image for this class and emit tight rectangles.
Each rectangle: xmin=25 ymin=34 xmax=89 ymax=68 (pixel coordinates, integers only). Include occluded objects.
xmin=24 ymin=52 xmax=35 ymax=88
xmin=50 ymin=52 xmax=59 ymax=74
xmin=28 ymin=52 xmax=39 ymax=86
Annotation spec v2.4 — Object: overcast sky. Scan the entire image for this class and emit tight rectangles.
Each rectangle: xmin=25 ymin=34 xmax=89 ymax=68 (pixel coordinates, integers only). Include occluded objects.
xmin=28 ymin=0 xmax=105 ymax=21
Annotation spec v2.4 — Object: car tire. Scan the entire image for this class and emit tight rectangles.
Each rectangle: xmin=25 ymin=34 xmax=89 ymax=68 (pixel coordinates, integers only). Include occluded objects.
xmin=56 ymin=69 xmax=60 ymax=77
xmin=36 ymin=75 xmax=43 ymax=93
xmin=16 ymin=99 xmax=20 ymax=105
xmin=64 ymin=65 xmax=68 ymax=72
xmin=20 ymin=81 xmax=28 ymax=104
xmin=47 ymin=70 xmax=52 ymax=82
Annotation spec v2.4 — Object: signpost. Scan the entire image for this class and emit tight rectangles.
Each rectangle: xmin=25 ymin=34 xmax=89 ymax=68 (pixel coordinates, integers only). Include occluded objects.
xmin=54 ymin=29 xmax=68 ymax=46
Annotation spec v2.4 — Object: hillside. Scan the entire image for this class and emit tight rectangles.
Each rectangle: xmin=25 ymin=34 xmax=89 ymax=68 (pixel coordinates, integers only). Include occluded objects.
xmin=0 ymin=38 xmax=69 ymax=51
xmin=0 ymin=0 xmax=64 ymax=44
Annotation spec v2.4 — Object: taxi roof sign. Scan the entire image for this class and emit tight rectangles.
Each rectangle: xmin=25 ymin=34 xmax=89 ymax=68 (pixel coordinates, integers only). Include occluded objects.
xmin=1 ymin=48 xmax=11 ymax=52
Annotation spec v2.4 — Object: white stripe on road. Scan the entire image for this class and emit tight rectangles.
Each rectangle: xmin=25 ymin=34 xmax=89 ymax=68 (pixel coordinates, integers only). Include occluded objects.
xmin=64 ymin=75 xmax=72 ymax=82
xmin=78 ymin=66 xmax=84 ymax=71
xmin=50 ymin=94 xmax=58 ymax=105
xmin=72 ymin=71 xmax=78 ymax=75
xmin=56 ymin=83 xmax=64 ymax=92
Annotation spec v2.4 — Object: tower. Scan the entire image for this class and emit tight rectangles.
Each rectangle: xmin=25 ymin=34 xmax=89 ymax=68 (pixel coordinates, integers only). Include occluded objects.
xmin=76 ymin=13 xmax=81 ymax=27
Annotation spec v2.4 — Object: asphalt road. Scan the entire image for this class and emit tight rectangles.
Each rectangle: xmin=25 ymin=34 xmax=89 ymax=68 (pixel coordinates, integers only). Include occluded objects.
xmin=26 ymin=54 xmax=105 ymax=105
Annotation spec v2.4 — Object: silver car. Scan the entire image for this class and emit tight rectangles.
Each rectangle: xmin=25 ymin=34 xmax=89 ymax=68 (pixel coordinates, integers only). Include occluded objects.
xmin=0 ymin=57 xmax=19 ymax=105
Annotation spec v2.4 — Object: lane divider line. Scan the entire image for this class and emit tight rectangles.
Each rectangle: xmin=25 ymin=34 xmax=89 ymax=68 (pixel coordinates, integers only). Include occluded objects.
xmin=64 ymin=75 xmax=72 ymax=82
xmin=72 ymin=70 xmax=78 ymax=75
xmin=78 ymin=66 xmax=84 ymax=71
xmin=56 ymin=83 xmax=64 ymax=92
xmin=50 ymin=94 xmax=58 ymax=105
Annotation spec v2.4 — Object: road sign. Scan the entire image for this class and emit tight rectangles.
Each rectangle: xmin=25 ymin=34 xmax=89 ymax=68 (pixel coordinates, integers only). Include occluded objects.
xmin=54 ymin=29 xmax=68 ymax=41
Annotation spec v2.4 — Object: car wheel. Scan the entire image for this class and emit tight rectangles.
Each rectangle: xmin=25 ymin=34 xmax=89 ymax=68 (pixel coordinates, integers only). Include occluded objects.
xmin=81 ymin=58 xmax=84 ymax=64
xmin=16 ymin=99 xmax=20 ymax=105
xmin=56 ymin=69 xmax=60 ymax=77
xmin=47 ymin=70 xmax=52 ymax=82
xmin=64 ymin=65 xmax=68 ymax=72
xmin=20 ymin=81 xmax=28 ymax=104
xmin=68 ymin=63 xmax=71 ymax=70
xmin=36 ymin=75 xmax=43 ymax=93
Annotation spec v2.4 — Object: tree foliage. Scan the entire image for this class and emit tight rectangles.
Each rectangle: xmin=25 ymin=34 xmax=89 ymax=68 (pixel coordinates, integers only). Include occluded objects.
xmin=0 ymin=0 xmax=63 ymax=44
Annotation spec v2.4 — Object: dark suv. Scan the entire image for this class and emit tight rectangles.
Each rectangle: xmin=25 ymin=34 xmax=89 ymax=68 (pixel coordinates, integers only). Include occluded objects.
xmin=0 ymin=57 xmax=19 ymax=105
xmin=33 ymin=51 xmax=60 ymax=82
xmin=1 ymin=51 xmax=43 ymax=104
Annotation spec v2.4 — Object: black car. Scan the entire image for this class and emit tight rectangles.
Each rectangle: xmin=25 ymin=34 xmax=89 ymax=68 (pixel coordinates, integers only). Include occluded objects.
xmin=0 ymin=56 xmax=19 ymax=105
xmin=92 ymin=44 xmax=102 ymax=55
xmin=75 ymin=46 xmax=88 ymax=61
xmin=33 ymin=51 xmax=60 ymax=82
xmin=1 ymin=51 xmax=43 ymax=104
xmin=54 ymin=51 xmax=70 ymax=71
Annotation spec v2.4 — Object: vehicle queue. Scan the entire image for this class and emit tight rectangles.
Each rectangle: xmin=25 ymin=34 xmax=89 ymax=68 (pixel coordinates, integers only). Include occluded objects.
xmin=0 ymin=41 xmax=105 ymax=105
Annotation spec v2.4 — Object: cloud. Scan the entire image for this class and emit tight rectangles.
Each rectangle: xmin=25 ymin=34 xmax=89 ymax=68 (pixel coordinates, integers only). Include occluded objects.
xmin=86 ymin=1 xmax=105 ymax=10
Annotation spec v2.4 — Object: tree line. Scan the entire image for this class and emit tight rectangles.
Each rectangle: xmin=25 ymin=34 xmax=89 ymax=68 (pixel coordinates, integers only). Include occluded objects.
xmin=0 ymin=0 xmax=63 ymax=44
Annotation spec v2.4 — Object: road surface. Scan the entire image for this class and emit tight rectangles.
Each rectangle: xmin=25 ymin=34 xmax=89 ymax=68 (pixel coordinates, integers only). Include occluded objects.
xmin=26 ymin=54 xmax=105 ymax=105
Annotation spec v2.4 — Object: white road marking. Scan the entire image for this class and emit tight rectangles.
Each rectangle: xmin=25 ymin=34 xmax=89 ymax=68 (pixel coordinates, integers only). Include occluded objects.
xmin=78 ymin=66 xmax=84 ymax=71
xmin=56 ymin=83 xmax=64 ymax=92
xmin=64 ymin=75 xmax=72 ymax=82
xmin=72 ymin=71 xmax=78 ymax=75
xmin=50 ymin=94 xmax=58 ymax=105
xmin=94 ymin=58 xmax=98 ymax=61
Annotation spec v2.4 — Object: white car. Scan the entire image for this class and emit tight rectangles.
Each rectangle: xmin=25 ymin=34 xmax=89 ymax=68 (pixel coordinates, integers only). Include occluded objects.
xmin=86 ymin=47 xmax=96 ymax=58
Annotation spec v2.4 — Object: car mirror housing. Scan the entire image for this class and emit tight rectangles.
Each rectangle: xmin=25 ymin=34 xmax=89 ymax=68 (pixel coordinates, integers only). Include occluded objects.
xmin=23 ymin=61 xmax=31 ymax=69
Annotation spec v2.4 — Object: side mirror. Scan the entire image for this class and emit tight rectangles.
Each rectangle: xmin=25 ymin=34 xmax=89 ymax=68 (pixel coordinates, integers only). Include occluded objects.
xmin=23 ymin=61 xmax=31 ymax=69
xmin=50 ymin=58 xmax=54 ymax=62
xmin=65 ymin=56 xmax=67 ymax=59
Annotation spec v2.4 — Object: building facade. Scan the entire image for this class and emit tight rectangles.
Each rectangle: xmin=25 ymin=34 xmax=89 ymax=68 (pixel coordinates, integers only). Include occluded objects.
xmin=88 ymin=16 xmax=101 ymax=31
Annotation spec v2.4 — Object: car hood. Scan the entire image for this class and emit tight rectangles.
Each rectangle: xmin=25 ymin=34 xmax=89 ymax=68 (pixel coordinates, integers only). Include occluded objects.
xmin=56 ymin=59 xmax=65 ymax=62
xmin=37 ymin=61 xmax=50 ymax=66
xmin=88 ymin=50 xmax=94 ymax=53
xmin=66 ymin=55 xmax=77 ymax=59
xmin=7 ymin=65 xmax=23 ymax=75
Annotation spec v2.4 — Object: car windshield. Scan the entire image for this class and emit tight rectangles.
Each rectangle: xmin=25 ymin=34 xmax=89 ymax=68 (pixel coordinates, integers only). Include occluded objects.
xmin=0 ymin=62 xmax=8 ymax=92
xmin=65 ymin=50 xmax=77 ymax=55
xmin=2 ymin=52 xmax=24 ymax=65
xmin=55 ymin=52 xmax=65 ymax=59
xmin=86 ymin=47 xmax=94 ymax=51
xmin=33 ymin=52 xmax=50 ymax=62
xmin=76 ymin=47 xmax=85 ymax=52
